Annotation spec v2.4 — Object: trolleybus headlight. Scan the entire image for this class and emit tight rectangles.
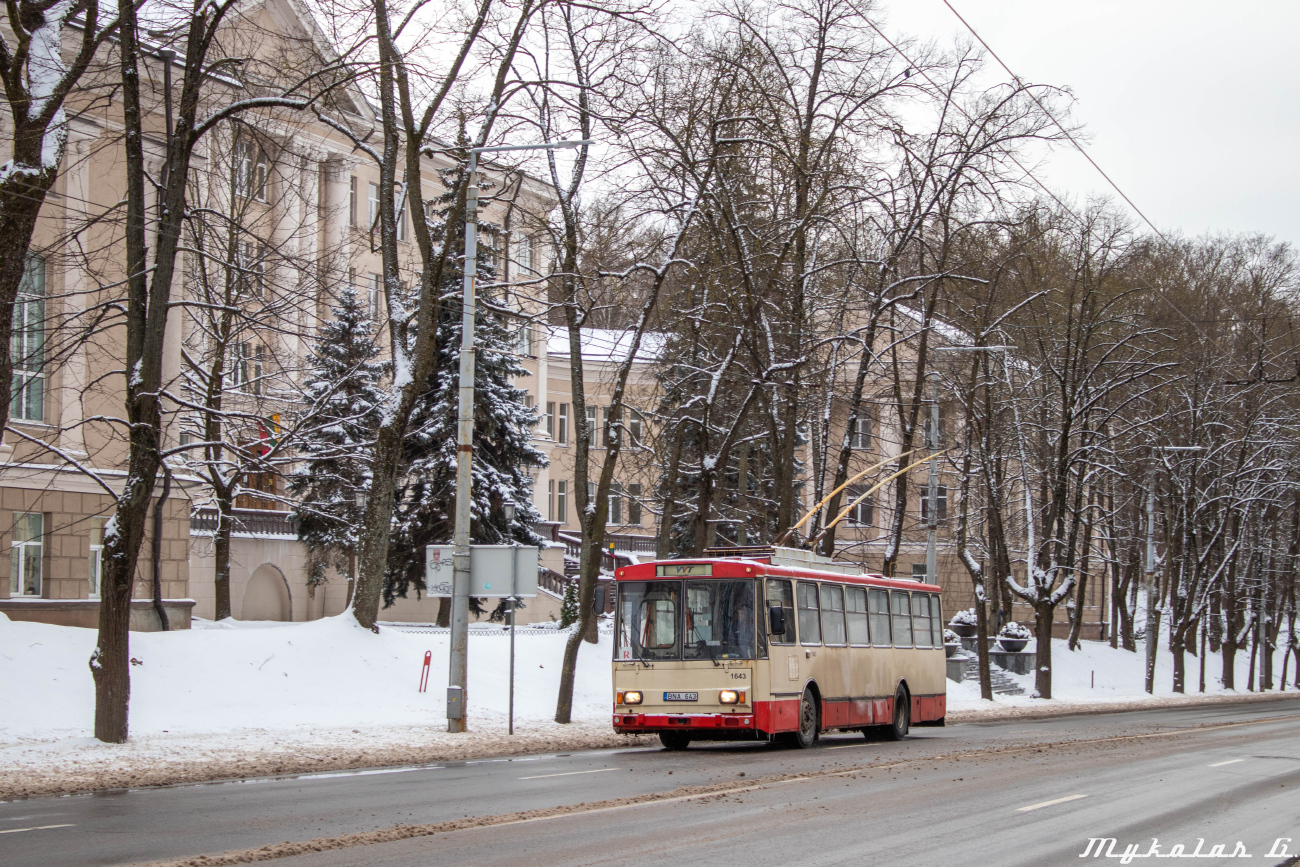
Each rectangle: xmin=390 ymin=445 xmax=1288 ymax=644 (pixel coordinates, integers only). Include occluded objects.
xmin=621 ymin=690 xmax=643 ymax=705
xmin=719 ymin=690 xmax=739 ymax=704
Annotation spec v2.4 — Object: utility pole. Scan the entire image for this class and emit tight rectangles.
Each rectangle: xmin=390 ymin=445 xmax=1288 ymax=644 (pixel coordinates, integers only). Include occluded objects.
xmin=926 ymin=372 xmax=939 ymax=583
xmin=448 ymin=139 xmax=592 ymax=733
xmin=1143 ymin=478 xmax=1159 ymax=694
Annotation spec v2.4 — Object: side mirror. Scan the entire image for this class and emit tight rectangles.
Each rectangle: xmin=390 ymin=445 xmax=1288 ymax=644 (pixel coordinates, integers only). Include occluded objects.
xmin=768 ymin=604 xmax=786 ymax=636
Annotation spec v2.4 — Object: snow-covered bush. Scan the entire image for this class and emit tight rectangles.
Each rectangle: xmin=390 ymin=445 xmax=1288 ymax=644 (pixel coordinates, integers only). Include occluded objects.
xmin=943 ymin=628 xmax=960 ymax=645
xmin=999 ymin=621 xmax=1031 ymax=640
xmin=949 ymin=608 xmax=978 ymax=627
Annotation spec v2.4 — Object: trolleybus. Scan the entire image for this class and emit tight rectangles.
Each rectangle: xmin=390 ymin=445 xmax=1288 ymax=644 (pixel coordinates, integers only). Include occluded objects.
xmin=612 ymin=547 xmax=945 ymax=749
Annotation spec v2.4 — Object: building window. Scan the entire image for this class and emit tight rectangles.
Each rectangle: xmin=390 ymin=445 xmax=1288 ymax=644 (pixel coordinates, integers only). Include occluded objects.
xmin=628 ymin=483 xmax=642 ymax=525
xmin=919 ymin=485 xmax=948 ymax=520
xmin=629 ymin=410 xmax=643 ymax=446
xmin=89 ymin=517 xmax=106 ymax=598
xmin=845 ymin=486 xmax=872 ymax=526
xmin=850 ymin=413 xmax=871 ymax=449
xmin=586 ymin=405 xmax=599 ymax=447
xmin=608 ymin=483 xmax=622 ymax=525
xmin=10 ymin=512 xmax=43 ymax=596
xmin=234 ymin=141 xmax=267 ymax=202
xmin=11 ymin=255 xmax=45 ymax=422
xmin=349 ymin=176 xmax=357 ymax=226
xmin=545 ymin=402 xmax=555 ymax=438
xmin=251 ymin=344 xmax=265 ymax=396
xmin=514 ymin=234 xmax=534 ymax=275
xmin=558 ymin=403 xmax=568 ymax=445
xmin=556 ymin=480 xmax=567 ymax=524
xmin=368 ymin=182 xmax=380 ymax=232
xmin=237 ymin=241 xmax=265 ymax=299
xmin=911 ymin=563 xmax=928 ymax=581
xmin=230 ymin=341 xmax=249 ymax=390
xmin=547 ymin=479 xmax=554 ymax=522
xmin=369 ymin=273 xmax=383 ymax=321
xmin=515 ymin=321 xmax=534 ymax=357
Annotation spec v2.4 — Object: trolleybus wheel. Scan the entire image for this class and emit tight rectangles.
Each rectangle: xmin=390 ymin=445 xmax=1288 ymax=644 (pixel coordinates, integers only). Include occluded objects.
xmin=792 ymin=686 xmax=819 ymax=749
xmin=659 ymin=731 xmax=692 ymax=750
xmin=886 ymin=687 xmax=910 ymax=741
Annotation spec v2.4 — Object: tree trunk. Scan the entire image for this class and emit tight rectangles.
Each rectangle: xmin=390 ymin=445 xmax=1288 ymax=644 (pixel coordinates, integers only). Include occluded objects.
xmin=1033 ymin=604 xmax=1053 ymax=699
xmin=150 ymin=468 xmax=172 ymax=632
xmin=214 ymin=488 xmax=233 ymax=620
xmin=1171 ymin=624 xmax=1185 ymax=694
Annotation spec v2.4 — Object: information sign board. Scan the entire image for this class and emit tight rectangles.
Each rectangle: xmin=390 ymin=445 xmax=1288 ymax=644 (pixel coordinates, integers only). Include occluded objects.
xmin=424 ymin=545 xmax=539 ymax=598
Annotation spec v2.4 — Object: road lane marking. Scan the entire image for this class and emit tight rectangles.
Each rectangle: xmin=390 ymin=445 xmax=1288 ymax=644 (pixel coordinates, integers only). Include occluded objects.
xmin=1208 ymin=759 xmax=1243 ymax=767
xmin=827 ymin=743 xmax=880 ymax=750
xmin=1016 ymin=794 xmax=1087 ymax=812
xmin=520 ymin=768 xmax=620 ymax=780
xmin=0 ymin=824 xmax=75 ymax=835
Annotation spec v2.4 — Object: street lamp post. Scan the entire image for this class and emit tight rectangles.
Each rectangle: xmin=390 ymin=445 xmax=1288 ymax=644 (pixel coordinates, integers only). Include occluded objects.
xmin=448 ymin=139 xmax=593 ymax=733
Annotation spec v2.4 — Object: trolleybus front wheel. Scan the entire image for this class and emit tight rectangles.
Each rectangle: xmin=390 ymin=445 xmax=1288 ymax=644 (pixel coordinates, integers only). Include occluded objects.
xmin=885 ymin=686 xmax=910 ymax=741
xmin=659 ymin=731 xmax=692 ymax=750
xmin=781 ymin=686 xmax=819 ymax=749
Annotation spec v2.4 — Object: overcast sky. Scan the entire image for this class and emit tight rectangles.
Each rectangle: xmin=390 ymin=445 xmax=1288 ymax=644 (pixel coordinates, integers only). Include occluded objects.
xmin=880 ymin=0 xmax=1300 ymax=246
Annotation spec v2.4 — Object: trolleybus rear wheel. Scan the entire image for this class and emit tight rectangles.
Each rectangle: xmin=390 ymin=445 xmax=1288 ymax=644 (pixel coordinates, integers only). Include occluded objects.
xmin=659 ymin=731 xmax=692 ymax=750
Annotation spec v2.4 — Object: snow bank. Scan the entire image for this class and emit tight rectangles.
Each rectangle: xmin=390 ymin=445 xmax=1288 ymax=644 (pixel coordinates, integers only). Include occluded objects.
xmin=0 ymin=615 xmax=614 ymax=743
xmin=947 ymin=636 xmax=1298 ymax=712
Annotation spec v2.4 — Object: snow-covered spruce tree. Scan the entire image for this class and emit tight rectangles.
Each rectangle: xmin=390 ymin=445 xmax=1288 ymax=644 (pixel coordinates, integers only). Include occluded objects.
xmin=383 ymin=165 xmax=546 ymax=615
xmin=559 ymin=581 xmax=579 ymax=628
xmin=289 ymin=287 xmax=387 ymax=594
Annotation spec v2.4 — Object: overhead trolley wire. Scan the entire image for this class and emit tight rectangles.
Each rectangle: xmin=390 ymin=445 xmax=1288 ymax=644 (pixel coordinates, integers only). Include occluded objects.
xmin=861 ymin=6 xmax=1207 ymax=340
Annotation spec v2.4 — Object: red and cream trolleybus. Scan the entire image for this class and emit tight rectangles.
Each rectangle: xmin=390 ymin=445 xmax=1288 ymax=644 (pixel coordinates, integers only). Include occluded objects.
xmin=612 ymin=547 xmax=946 ymax=749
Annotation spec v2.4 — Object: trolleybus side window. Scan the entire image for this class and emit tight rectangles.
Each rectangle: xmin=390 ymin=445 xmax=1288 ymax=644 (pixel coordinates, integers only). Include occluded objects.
xmin=616 ymin=581 xmax=681 ymax=661
xmin=766 ymin=579 xmax=796 ymax=645
xmin=930 ymin=593 xmax=943 ymax=647
xmin=845 ymin=586 xmax=870 ymax=646
xmin=820 ymin=583 xmax=847 ymax=646
xmin=684 ymin=580 xmax=756 ymax=661
xmin=890 ymin=589 xmax=913 ymax=647
xmin=912 ymin=592 xmax=933 ymax=647
xmin=797 ymin=581 xmax=822 ymax=645
xmin=868 ymin=587 xmax=891 ymax=646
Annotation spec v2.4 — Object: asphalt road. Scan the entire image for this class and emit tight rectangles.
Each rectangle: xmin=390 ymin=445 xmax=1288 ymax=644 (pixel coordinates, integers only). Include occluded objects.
xmin=3 ymin=699 xmax=1299 ymax=867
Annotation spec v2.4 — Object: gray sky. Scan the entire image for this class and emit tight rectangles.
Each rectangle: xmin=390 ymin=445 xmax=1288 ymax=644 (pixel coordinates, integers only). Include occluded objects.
xmin=881 ymin=0 xmax=1300 ymax=246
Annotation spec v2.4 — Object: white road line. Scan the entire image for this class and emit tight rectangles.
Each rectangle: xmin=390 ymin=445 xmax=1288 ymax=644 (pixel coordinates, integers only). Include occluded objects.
xmin=519 ymin=768 xmax=620 ymax=780
xmin=826 ymin=743 xmax=880 ymax=749
xmin=1016 ymin=794 xmax=1088 ymax=812
xmin=1208 ymin=759 xmax=1244 ymax=767
xmin=0 ymin=824 xmax=75 ymax=835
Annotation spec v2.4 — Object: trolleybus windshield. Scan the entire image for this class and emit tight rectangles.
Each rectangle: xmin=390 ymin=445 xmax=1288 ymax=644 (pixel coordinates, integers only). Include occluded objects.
xmin=617 ymin=579 xmax=756 ymax=661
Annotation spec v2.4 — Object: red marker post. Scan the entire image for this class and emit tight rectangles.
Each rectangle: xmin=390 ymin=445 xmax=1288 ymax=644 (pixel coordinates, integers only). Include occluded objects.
xmin=419 ymin=650 xmax=432 ymax=693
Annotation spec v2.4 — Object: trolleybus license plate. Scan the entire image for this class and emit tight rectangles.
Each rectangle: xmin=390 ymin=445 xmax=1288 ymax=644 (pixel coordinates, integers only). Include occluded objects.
xmin=664 ymin=692 xmax=698 ymax=701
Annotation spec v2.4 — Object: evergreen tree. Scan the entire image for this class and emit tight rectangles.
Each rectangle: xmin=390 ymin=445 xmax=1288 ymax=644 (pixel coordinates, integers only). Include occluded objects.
xmin=559 ymin=581 xmax=580 ymax=628
xmin=290 ymin=288 xmax=388 ymax=586
xmin=383 ymin=161 xmax=547 ymax=609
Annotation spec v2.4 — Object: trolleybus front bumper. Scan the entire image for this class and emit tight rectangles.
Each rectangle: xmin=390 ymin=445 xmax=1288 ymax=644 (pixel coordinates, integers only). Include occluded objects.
xmin=612 ymin=712 xmax=759 ymax=736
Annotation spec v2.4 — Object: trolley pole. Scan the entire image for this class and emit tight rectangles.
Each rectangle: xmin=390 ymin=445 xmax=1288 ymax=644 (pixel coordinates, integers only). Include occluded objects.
xmin=447 ymin=140 xmax=593 ymax=733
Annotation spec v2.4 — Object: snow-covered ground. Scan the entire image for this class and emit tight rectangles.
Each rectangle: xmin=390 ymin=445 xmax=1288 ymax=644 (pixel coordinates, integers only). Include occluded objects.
xmin=947 ymin=635 xmax=1298 ymax=713
xmin=1 ymin=611 xmax=1294 ymax=798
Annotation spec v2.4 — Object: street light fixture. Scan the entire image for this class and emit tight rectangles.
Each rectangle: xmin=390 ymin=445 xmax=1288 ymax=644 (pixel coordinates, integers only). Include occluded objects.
xmin=448 ymin=139 xmax=594 ymax=734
